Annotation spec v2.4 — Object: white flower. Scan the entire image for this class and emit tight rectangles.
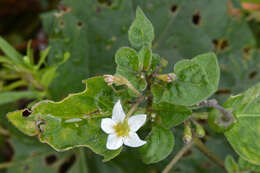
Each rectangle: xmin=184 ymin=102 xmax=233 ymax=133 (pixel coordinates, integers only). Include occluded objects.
xmin=101 ymin=100 xmax=147 ymax=150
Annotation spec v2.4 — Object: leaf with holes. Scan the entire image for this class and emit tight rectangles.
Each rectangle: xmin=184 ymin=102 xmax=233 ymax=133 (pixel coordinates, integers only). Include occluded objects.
xmin=115 ymin=47 xmax=147 ymax=94
xmin=128 ymin=7 xmax=154 ymax=49
xmin=139 ymin=125 xmax=174 ymax=164
xmin=152 ymin=102 xmax=191 ymax=128
xmin=224 ymin=82 xmax=260 ymax=165
xmin=7 ymin=77 xmax=122 ymax=161
xmin=152 ymin=52 xmax=220 ymax=106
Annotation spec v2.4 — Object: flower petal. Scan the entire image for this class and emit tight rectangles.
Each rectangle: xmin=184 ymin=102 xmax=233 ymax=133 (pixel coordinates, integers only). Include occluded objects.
xmin=128 ymin=114 xmax=146 ymax=132
xmin=123 ymin=132 xmax=146 ymax=147
xmin=101 ymin=118 xmax=115 ymax=134
xmin=112 ymin=100 xmax=126 ymax=123
xmin=106 ymin=134 xmax=123 ymax=150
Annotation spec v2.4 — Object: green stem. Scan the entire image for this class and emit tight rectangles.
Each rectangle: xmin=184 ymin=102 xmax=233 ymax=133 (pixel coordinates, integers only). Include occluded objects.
xmin=2 ymin=80 xmax=27 ymax=91
xmin=192 ymin=112 xmax=208 ymax=119
xmin=162 ymin=141 xmax=194 ymax=173
xmin=194 ymin=137 xmax=226 ymax=171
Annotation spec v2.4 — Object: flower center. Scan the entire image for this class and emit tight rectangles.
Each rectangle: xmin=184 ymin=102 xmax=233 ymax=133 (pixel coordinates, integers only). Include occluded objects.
xmin=113 ymin=121 xmax=130 ymax=137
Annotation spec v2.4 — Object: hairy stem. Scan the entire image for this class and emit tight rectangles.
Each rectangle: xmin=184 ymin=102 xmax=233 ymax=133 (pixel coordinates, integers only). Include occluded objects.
xmin=196 ymin=99 xmax=235 ymax=127
xmin=162 ymin=141 xmax=194 ymax=173
xmin=194 ymin=137 xmax=226 ymax=171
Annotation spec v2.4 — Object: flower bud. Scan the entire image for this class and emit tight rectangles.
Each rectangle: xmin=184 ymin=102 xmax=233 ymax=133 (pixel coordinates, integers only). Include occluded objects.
xmin=183 ymin=122 xmax=192 ymax=143
xmin=155 ymin=73 xmax=177 ymax=83
xmin=104 ymin=74 xmax=141 ymax=96
xmin=195 ymin=123 xmax=205 ymax=138
xmin=104 ymin=75 xmax=115 ymax=86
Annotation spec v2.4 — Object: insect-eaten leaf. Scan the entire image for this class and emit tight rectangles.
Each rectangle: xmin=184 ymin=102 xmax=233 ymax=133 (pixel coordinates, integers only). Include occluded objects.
xmin=224 ymin=82 xmax=260 ymax=165
xmin=152 ymin=52 xmax=220 ymax=106
xmin=7 ymin=77 xmax=122 ymax=161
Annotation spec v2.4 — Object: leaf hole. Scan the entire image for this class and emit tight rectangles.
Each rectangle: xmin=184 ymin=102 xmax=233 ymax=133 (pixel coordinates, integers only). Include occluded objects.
xmin=22 ymin=109 xmax=32 ymax=117
xmin=192 ymin=12 xmax=201 ymax=26
xmin=44 ymin=154 xmax=58 ymax=166
xmin=170 ymin=4 xmax=178 ymax=13
xmin=220 ymin=40 xmax=229 ymax=51
xmin=77 ymin=21 xmax=83 ymax=28
xmin=58 ymin=5 xmax=71 ymax=13
xmin=58 ymin=154 xmax=76 ymax=173
xmin=215 ymin=89 xmax=232 ymax=95
xmin=249 ymin=71 xmax=258 ymax=79
xmin=212 ymin=39 xmax=218 ymax=48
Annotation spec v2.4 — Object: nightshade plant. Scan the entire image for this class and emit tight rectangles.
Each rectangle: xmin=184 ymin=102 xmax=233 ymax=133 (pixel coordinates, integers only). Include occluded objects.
xmin=5 ymin=7 xmax=260 ymax=172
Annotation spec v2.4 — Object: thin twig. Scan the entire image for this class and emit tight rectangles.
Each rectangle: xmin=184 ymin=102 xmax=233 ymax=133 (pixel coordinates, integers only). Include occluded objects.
xmin=193 ymin=137 xmax=226 ymax=171
xmin=126 ymin=96 xmax=146 ymax=118
xmin=162 ymin=141 xmax=194 ymax=173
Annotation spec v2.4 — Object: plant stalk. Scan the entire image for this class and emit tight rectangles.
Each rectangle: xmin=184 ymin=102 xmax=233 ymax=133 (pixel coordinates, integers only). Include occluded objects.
xmin=162 ymin=141 xmax=194 ymax=173
xmin=193 ymin=137 xmax=226 ymax=171
xmin=126 ymin=96 xmax=146 ymax=118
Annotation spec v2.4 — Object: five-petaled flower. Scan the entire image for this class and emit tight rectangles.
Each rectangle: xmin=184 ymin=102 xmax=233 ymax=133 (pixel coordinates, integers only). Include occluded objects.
xmin=101 ymin=100 xmax=147 ymax=150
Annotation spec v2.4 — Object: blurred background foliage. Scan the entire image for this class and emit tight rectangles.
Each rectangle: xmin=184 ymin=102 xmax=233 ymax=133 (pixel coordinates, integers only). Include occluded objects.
xmin=0 ymin=0 xmax=260 ymax=172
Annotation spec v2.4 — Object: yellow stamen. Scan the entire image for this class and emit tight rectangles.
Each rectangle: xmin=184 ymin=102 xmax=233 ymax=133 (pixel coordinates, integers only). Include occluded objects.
xmin=113 ymin=121 xmax=130 ymax=137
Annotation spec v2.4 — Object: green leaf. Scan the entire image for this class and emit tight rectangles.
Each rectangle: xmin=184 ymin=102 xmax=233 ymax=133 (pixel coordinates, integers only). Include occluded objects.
xmin=128 ymin=7 xmax=154 ymax=49
xmin=139 ymin=125 xmax=174 ymax=164
xmin=138 ymin=47 xmax=152 ymax=71
xmin=224 ymin=82 xmax=260 ymax=165
xmin=238 ymin=157 xmax=260 ymax=172
xmin=7 ymin=77 xmax=121 ymax=161
xmin=40 ymin=52 xmax=70 ymax=88
xmin=26 ymin=40 xmax=34 ymax=65
xmin=152 ymin=52 xmax=220 ymax=106
xmin=0 ymin=91 xmax=39 ymax=105
xmin=225 ymin=155 xmax=239 ymax=173
xmin=152 ymin=102 xmax=191 ymax=128
xmin=0 ymin=36 xmax=23 ymax=65
xmin=115 ymin=47 xmax=146 ymax=92
xmin=40 ymin=67 xmax=57 ymax=89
